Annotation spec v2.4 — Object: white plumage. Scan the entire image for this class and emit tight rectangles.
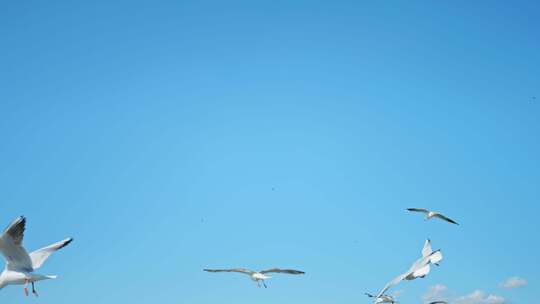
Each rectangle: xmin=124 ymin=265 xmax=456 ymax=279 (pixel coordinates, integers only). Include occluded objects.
xmin=376 ymin=240 xmax=443 ymax=298
xmin=407 ymin=208 xmax=459 ymax=225
xmin=0 ymin=216 xmax=73 ymax=297
xmin=203 ymin=267 xmax=305 ymax=288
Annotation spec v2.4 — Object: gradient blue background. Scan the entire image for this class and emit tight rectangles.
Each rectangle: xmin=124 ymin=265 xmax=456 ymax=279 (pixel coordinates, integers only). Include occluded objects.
xmin=1 ymin=1 xmax=538 ymax=303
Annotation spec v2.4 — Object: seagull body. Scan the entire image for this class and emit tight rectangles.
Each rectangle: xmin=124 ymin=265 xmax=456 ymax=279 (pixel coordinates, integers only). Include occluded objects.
xmin=365 ymin=292 xmax=398 ymax=303
xmin=0 ymin=216 xmax=73 ymax=296
xmin=376 ymin=240 xmax=443 ymax=298
xmin=407 ymin=208 xmax=459 ymax=225
xmin=203 ymin=268 xmax=304 ymax=288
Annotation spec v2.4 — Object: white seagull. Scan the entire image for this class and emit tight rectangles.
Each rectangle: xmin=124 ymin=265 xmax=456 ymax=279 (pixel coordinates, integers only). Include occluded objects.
xmin=203 ymin=267 xmax=305 ymax=288
xmin=0 ymin=216 xmax=73 ymax=296
xmin=365 ymin=292 xmax=398 ymax=303
xmin=376 ymin=239 xmax=443 ymax=298
xmin=407 ymin=208 xmax=459 ymax=225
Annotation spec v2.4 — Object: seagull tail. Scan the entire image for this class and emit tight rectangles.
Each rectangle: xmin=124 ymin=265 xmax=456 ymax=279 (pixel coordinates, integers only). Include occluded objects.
xmin=31 ymin=274 xmax=58 ymax=282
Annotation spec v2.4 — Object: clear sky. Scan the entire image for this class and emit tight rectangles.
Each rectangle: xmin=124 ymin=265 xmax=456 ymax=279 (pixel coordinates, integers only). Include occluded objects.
xmin=1 ymin=1 xmax=538 ymax=303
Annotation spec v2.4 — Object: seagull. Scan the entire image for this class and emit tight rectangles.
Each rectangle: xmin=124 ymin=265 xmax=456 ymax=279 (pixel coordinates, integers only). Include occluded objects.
xmin=0 ymin=216 xmax=73 ymax=297
xmin=203 ymin=268 xmax=305 ymax=288
xmin=407 ymin=208 xmax=459 ymax=225
xmin=365 ymin=292 xmax=398 ymax=303
xmin=376 ymin=239 xmax=443 ymax=297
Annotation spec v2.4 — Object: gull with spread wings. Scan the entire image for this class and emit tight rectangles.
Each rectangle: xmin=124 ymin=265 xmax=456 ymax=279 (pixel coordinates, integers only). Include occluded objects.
xmin=0 ymin=216 xmax=73 ymax=297
xmin=407 ymin=208 xmax=459 ymax=225
xmin=375 ymin=240 xmax=443 ymax=298
xmin=203 ymin=267 xmax=305 ymax=288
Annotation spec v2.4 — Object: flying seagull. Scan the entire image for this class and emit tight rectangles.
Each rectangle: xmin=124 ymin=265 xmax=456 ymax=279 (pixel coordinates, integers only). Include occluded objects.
xmin=365 ymin=292 xmax=398 ymax=303
xmin=0 ymin=216 xmax=73 ymax=297
xmin=203 ymin=268 xmax=305 ymax=288
xmin=407 ymin=208 xmax=459 ymax=225
xmin=376 ymin=239 xmax=443 ymax=298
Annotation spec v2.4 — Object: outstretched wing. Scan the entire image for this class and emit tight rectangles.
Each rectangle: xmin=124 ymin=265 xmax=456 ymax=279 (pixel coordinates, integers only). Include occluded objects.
xmin=429 ymin=301 xmax=448 ymax=304
xmin=0 ymin=216 xmax=33 ymax=272
xmin=422 ymin=239 xmax=433 ymax=257
xmin=407 ymin=208 xmax=429 ymax=214
xmin=3 ymin=216 xmax=26 ymax=246
xmin=203 ymin=268 xmax=254 ymax=275
xmin=422 ymin=240 xmax=443 ymax=264
xmin=412 ymin=264 xmax=431 ymax=278
xmin=30 ymin=238 xmax=73 ymax=270
xmin=365 ymin=293 xmax=375 ymax=298
xmin=433 ymin=213 xmax=459 ymax=225
xmin=429 ymin=250 xmax=443 ymax=265
xmin=376 ymin=272 xmax=407 ymax=298
xmin=260 ymin=268 xmax=305 ymax=275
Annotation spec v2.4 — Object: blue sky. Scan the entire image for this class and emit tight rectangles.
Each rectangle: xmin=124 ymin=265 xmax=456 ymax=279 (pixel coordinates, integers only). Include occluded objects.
xmin=1 ymin=0 xmax=538 ymax=303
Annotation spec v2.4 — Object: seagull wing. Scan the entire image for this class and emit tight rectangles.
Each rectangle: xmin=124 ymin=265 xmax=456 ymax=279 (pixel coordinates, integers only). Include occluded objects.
xmin=412 ymin=264 xmax=431 ymax=278
xmin=429 ymin=301 xmax=448 ymax=304
xmin=365 ymin=293 xmax=375 ymax=298
xmin=30 ymin=238 xmax=73 ymax=270
xmin=422 ymin=239 xmax=433 ymax=257
xmin=3 ymin=216 xmax=26 ymax=246
xmin=260 ymin=268 xmax=305 ymax=275
xmin=429 ymin=250 xmax=443 ymax=265
xmin=409 ymin=249 xmax=444 ymax=279
xmin=0 ymin=216 xmax=33 ymax=272
xmin=433 ymin=213 xmax=459 ymax=225
xmin=407 ymin=208 xmax=429 ymax=214
xmin=376 ymin=272 xmax=407 ymax=298
xmin=203 ymin=268 xmax=254 ymax=275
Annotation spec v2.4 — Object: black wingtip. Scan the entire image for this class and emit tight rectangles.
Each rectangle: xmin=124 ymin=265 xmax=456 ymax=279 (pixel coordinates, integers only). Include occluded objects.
xmin=59 ymin=238 xmax=74 ymax=249
xmin=13 ymin=216 xmax=26 ymax=227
